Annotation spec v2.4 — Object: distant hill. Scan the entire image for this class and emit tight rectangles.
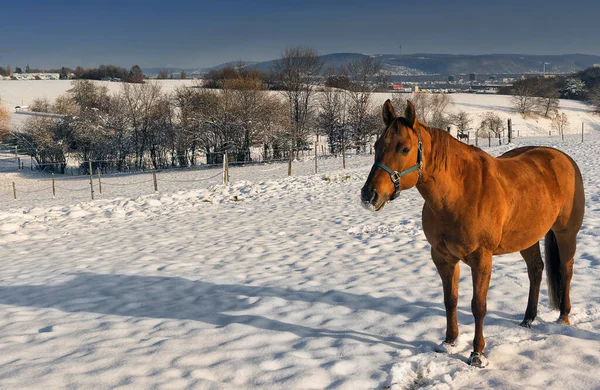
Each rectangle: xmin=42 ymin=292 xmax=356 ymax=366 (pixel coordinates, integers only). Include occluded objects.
xmin=144 ymin=53 xmax=600 ymax=78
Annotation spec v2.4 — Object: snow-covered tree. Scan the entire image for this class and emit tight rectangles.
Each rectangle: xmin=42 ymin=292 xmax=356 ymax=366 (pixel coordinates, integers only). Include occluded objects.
xmin=561 ymin=78 xmax=586 ymax=100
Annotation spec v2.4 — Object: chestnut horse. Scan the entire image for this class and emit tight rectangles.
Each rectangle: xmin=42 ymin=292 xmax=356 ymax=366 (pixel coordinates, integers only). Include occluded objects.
xmin=361 ymin=100 xmax=584 ymax=367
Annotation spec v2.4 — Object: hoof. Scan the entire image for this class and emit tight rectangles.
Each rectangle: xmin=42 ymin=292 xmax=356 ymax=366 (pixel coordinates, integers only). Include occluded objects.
xmin=467 ymin=352 xmax=488 ymax=368
xmin=556 ymin=316 xmax=570 ymax=325
xmin=519 ymin=319 xmax=533 ymax=328
xmin=434 ymin=341 xmax=455 ymax=354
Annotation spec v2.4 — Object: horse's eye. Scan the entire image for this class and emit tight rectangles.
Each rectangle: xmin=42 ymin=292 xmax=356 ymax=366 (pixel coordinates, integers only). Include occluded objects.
xmin=401 ymin=147 xmax=410 ymax=155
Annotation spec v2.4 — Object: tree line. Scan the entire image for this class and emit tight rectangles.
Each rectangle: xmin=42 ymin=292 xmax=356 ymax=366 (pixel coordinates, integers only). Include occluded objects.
xmin=0 ymin=64 xmax=146 ymax=83
xmin=14 ymin=78 xmax=289 ymax=173
xmin=502 ymin=66 xmax=600 ymax=115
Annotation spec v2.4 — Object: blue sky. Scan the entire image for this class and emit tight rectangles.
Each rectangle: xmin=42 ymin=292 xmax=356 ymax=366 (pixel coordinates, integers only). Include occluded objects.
xmin=1 ymin=0 xmax=598 ymax=69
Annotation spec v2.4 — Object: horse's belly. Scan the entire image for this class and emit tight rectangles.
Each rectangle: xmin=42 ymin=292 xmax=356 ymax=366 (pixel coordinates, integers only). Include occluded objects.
xmin=494 ymin=218 xmax=555 ymax=254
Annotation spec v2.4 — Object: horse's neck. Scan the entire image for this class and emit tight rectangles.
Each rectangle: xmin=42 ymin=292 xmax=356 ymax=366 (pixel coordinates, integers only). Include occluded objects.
xmin=416 ymin=127 xmax=477 ymax=215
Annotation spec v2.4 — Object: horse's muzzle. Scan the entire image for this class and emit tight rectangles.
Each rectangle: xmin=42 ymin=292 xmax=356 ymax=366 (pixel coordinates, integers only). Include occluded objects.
xmin=361 ymin=185 xmax=386 ymax=211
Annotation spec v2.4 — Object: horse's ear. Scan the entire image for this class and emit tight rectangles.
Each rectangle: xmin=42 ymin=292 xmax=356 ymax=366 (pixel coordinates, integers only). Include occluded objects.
xmin=382 ymin=99 xmax=396 ymax=126
xmin=404 ymin=100 xmax=417 ymax=128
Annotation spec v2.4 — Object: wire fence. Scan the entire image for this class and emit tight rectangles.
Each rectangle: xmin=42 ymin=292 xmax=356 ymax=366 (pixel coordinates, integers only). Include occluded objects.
xmin=0 ymin=146 xmax=334 ymax=175
xmin=1 ymin=151 xmax=356 ymax=203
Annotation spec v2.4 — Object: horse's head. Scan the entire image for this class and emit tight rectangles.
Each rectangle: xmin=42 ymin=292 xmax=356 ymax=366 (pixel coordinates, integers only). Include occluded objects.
xmin=361 ymin=99 xmax=423 ymax=211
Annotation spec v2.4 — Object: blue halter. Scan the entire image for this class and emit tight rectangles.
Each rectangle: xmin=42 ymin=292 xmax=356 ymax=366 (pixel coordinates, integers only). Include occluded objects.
xmin=374 ymin=132 xmax=423 ymax=195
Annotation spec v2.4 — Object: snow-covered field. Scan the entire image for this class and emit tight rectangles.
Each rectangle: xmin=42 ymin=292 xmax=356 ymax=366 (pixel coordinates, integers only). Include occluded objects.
xmin=1 ymin=80 xmax=600 ymax=389
xmin=1 ymin=131 xmax=600 ymax=389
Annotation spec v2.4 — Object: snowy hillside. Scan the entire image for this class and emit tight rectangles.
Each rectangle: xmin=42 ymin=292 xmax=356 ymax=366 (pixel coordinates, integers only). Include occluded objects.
xmin=1 ymin=131 xmax=600 ymax=388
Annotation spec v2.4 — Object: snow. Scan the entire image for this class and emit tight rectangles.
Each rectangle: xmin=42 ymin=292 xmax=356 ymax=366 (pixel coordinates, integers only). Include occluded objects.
xmin=1 ymin=83 xmax=600 ymax=389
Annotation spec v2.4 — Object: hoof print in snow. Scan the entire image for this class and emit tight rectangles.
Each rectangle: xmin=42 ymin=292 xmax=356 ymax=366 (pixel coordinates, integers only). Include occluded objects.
xmin=38 ymin=326 xmax=53 ymax=333
xmin=467 ymin=352 xmax=488 ymax=368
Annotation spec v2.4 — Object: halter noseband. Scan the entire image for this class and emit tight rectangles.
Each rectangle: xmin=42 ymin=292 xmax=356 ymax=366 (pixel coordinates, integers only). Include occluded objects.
xmin=374 ymin=131 xmax=423 ymax=196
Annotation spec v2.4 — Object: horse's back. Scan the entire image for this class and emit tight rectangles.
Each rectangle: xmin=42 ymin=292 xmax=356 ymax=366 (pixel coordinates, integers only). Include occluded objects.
xmin=496 ymin=146 xmax=584 ymax=237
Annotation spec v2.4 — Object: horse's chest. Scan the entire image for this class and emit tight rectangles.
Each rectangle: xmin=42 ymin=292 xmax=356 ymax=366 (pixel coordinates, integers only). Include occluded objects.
xmin=429 ymin=233 xmax=472 ymax=260
xmin=422 ymin=209 xmax=488 ymax=259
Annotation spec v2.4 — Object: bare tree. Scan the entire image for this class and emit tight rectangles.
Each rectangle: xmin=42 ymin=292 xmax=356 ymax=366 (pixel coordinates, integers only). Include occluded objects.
xmin=317 ymin=69 xmax=346 ymax=155
xmin=342 ymin=57 xmax=386 ymax=152
xmin=390 ymin=93 xmax=410 ymax=114
xmin=30 ymin=97 xmax=52 ymax=113
xmin=391 ymin=93 xmax=453 ymax=128
xmin=0 ymin=104 xmax=10 ymax=141
xmin=551 ymin=111 xmax=569 ymax=141
xmin=588 ymin=85 xmax=600 ymax=113
xmin=105 ymin=95 xmax=134 ymax=170
xmin=535 ymin=78 xmax=559 ymax=117
xmin=13 ymin=116 xmax=67 ymax=172
xmin=450 ymin=111 xmax=471 ymax=136
xmin=478 ymin=112 xmax=506 ymax=143
xmin=120 ymin=82 xmax=163 ymax=168
xmin=512 ymin=81 xmax=536 ymax=115
xmin=272 ymin=46 xmax=323 ymax=175
xmin=52 ymin=94 xmax=79 ymax=116
xmin=68 ymin=80 xmax=110 ymax=112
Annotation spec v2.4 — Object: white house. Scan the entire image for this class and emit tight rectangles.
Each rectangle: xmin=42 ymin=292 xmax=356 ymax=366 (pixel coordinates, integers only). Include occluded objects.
xmin=7 ymin=73 xmax=60 ymax=80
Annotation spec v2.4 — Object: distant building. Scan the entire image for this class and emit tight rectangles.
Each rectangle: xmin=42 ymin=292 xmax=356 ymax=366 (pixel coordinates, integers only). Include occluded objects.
xmin=469 ymin=73 xmax=477 ymax=81
xmin=448 ymin=75 xmax=455 ymax=82
xmin=9 ymin=73 xmax=60 ymax=81
xmin=390 ymin=84 xmax=412 ymax=93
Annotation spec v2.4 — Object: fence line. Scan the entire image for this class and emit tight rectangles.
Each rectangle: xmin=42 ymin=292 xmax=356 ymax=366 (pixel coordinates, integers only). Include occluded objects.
xmin=2 ymin=151 xmax=355 ymax=202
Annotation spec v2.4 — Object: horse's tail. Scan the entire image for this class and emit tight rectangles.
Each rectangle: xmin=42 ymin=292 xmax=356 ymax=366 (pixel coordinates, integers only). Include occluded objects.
xmin=544 ymin=230 xmax=561 ymax=310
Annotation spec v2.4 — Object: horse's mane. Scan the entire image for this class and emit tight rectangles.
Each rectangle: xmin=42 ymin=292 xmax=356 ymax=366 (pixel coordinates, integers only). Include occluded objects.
xmin=422 ymin=124 xmax=480 ymax=175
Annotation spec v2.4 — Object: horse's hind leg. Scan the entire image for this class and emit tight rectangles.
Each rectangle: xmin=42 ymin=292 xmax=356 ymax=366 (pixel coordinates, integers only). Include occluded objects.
xmin=519 ymin=242 xmax=544 ymax=328
xmin=554 ymin=230 xmax=577 ymax=324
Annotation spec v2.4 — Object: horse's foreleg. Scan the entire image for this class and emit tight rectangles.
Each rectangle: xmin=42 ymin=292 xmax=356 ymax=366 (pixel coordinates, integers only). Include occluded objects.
xmin=467 ymin=250 xmax=492 ymax=367
xmin=431 ymin=249 xmax=460 ymax=349
xmin=520 ymin=242 xmax=544 ymax=327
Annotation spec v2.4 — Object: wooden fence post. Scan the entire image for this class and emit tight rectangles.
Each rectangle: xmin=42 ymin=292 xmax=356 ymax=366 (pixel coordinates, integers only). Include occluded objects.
xmin=97 ymin=168 xmax=102 ymax=195
xmin=52 ymin=173 xmax=56 ymax=198
xmin=88 ymin=160 xmax=94 ymax=200
xmin=314 ymin=141 xmax=318 ymax=174
xmin=508 ymin=119 xmax=512 ymax=144
xmin=223 ymin=153 xmax=229 ymax=185
xmin=153 ymin=169 xmax=158 ymax=192
xmin=342 ymin=142 xmax=346 ymax=169
xmin=488 ymin=133 xmax=491 ymax=147
xmin=12 ymin=182 xmax=16 ymax=200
